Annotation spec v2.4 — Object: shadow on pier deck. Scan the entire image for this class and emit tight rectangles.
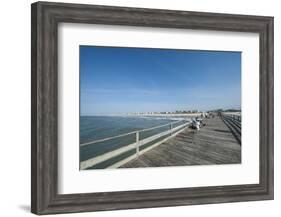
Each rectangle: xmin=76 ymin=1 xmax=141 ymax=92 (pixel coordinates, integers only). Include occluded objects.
xmin=121 ymin=116 xmax=241 ymax=168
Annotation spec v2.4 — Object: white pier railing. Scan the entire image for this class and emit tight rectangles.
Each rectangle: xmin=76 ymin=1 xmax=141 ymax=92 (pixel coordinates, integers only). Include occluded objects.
xmin=223 ymin=113 xmax=241 ymax=122
xmin=80 ymin=119 xmax=190 ymax=169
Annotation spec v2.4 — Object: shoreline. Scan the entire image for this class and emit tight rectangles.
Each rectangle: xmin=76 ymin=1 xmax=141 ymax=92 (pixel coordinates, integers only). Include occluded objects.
xmin=81 ymin=113 xmax=203 ymax=117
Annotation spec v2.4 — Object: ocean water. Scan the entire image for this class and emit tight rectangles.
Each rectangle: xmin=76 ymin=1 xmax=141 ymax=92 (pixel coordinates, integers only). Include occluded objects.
xmin=80 ymin=115 xmax=190 ymax=168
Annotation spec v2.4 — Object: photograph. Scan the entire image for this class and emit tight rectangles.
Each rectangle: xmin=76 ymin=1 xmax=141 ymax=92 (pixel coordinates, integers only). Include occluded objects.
xmin=79 ymin=46 xmax=242 ymax=170
xmin=29 ymin=2 xmax=274 ymax=214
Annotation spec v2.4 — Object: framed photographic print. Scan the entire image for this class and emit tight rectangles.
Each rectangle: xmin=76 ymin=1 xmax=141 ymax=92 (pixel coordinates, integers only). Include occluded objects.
xmin=31 ymin=1 xmax=274 ymax=215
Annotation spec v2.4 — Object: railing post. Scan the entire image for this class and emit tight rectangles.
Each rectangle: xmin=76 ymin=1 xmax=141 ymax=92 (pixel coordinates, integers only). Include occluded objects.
xmin=170 ymin=123 xmax=173 ymax=136
xmin=136 ymin=131 xmax=139 ymax=157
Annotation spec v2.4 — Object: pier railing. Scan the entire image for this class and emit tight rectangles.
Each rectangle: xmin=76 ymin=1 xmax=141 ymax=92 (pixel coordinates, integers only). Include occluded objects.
xmin=223 ymin=113 xmax=241 ymax=122
xmin=80 ymin=119 xmax=190 ymax=169
xmin=221 ymin=113 xmax=241 ymax=144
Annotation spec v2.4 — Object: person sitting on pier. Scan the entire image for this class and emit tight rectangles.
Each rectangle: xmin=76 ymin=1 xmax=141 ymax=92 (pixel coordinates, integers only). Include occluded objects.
xmin=192 ymin=119 xmax=200 ymax=131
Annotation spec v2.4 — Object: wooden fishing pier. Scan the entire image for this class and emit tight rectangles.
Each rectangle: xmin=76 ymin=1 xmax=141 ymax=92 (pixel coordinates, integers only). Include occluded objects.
xmin=80 ymin=113 xmax=241 ymax=170
xmin=122 ymin=115 xmax=241 ymax=168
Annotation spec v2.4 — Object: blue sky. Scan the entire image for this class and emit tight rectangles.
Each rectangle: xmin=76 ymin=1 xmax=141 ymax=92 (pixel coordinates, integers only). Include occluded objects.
xmin=80 ymin=46 xmax=241 ymax=115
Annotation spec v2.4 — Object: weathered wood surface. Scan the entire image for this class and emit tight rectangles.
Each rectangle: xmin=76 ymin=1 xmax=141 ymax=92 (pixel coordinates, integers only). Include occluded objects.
xmin=121 ymin=116 xmax=241 ymax=168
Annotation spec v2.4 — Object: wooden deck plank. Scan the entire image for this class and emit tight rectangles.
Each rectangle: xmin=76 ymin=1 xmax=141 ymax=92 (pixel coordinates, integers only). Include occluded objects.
xmin=121 ymin=116 xmax=241 ymax=168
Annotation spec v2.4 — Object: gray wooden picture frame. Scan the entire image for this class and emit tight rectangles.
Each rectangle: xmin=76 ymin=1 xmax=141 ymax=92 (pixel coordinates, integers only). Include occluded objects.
xmin=31 ymin=1 xmax=274 ymax=215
